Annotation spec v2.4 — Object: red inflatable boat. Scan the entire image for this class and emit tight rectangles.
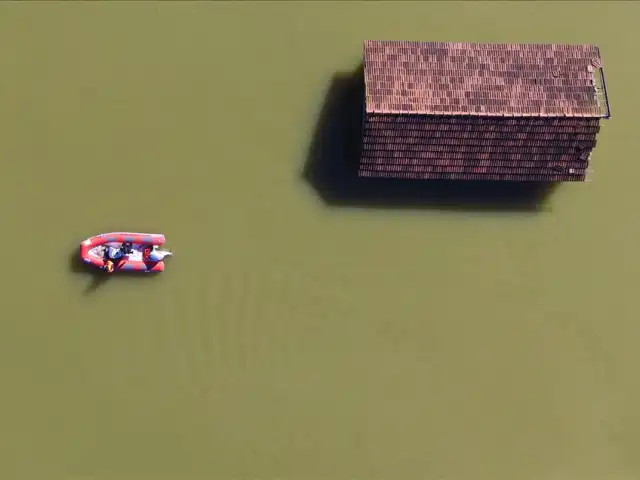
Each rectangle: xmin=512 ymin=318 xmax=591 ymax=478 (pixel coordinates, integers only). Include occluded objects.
xmin=80 ymin=232 xmax=172 ymax=273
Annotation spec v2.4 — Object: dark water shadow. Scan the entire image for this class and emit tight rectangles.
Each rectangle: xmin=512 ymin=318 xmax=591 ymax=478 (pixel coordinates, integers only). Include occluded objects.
xmin=69 ymin=247 xmax=161 ymax=295
xmin=302 ymin=64 xmax=557 ymax=213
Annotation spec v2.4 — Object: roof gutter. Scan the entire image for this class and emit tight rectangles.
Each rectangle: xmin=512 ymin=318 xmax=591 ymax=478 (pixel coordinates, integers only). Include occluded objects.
xmin=599 ymin=67 xmax=612 ymax=119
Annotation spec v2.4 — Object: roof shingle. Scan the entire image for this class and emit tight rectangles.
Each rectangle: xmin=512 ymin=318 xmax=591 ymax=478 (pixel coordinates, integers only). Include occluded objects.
xmin=364 ymin=40 xmax=606 ymax=118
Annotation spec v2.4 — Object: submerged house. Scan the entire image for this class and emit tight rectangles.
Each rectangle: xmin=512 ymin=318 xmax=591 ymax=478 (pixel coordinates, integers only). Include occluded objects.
xmin=359 ymin=40 xmax=611 ymax=181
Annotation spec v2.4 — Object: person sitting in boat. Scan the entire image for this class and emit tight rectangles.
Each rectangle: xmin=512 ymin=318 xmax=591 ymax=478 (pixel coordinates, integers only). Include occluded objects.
xmin=102 ymin=242 xmax=134 ymax=272
xmin=120 ymin=242 xmax=134 ymax=255
xmin=142 ymin=245 xmax=166 ymax=263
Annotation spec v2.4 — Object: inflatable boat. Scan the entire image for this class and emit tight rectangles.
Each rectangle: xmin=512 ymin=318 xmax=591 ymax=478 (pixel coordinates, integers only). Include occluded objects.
xmin=80 ymin=232 xmax=172 ymax=273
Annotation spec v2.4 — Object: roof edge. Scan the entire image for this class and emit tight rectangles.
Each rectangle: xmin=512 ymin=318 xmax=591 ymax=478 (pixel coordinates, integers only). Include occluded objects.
xmin=363 ymin=39 xmax=602 ymax=50
xmin=364 ymin=108 xmax=608 ymax=119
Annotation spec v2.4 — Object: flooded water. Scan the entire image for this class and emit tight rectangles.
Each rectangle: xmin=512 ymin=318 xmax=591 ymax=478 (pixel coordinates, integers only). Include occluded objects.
xmin=1 ymin=1 xmax=639 ymax=479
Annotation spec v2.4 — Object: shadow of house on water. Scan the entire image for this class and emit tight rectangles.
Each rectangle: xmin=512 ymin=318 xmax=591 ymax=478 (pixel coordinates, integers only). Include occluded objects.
xmin=302 ymin=65 xmax=557 ymax=213
xmin=69 ymin=246 xmax=160 ymax=295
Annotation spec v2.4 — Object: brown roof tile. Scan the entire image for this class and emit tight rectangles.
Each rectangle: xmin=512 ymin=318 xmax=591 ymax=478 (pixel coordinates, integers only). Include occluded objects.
xmin=364 ymin=40 xmax=606 ymax=118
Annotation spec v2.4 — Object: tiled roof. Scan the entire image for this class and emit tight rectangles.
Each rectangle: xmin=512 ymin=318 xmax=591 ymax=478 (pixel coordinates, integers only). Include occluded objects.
xmin=358 ymin=115 xmax=599 ymax=181
xmin=364 ymin=40 xmax=606 ymax=118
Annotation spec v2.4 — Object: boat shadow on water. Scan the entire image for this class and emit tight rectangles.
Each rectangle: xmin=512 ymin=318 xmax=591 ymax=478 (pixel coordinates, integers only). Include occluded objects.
xmin=302 ymin=64 xmax=558 ymax=213
xmin=69 ymin=247 xmax=161 ymax=295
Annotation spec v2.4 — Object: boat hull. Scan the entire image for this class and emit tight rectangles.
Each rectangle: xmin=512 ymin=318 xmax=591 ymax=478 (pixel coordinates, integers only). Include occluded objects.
xmin=80 ymin=232 xmax=170 ymax=273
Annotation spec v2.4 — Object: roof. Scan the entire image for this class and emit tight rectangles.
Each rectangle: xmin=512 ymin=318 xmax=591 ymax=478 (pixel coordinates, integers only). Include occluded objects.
xmin=359 ymin=116 xmax=599 ymax=182
xmin=363 ymin=40 xmax=608 ymax=118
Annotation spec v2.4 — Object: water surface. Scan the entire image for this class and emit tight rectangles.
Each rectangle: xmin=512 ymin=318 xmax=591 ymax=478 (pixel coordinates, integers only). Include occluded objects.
xmin=0 ymin=2 xmax=639 ymax=479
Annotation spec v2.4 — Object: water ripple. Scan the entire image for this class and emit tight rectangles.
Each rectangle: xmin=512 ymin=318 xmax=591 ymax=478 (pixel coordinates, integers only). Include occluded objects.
xmin=157 ymin=263 xmax=355 ymax=400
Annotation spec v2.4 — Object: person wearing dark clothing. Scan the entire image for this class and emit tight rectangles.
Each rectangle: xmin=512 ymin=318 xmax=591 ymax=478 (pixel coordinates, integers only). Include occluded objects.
xmin=103 ymin=242 xmax=134 ymax=273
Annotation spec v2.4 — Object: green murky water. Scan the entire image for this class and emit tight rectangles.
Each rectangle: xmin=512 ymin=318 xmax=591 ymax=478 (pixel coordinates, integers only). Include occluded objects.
xmin=1 ymin=2 xmax=639 ymax=479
